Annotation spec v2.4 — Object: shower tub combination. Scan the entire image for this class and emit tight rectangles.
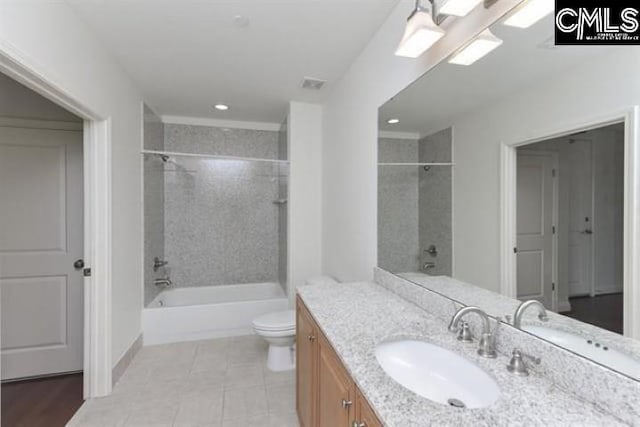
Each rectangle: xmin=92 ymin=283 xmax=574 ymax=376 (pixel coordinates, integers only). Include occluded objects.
xmin=143 ymin=282 xmax=289 ymax=345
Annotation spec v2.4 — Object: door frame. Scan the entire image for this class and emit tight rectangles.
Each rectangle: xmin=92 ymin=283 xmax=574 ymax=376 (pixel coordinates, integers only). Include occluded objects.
xmin=500 ymin=107 xmax=640 ymax=340
xmin=0 ymin=42 xmax=112 ymax=397
xmin=515 ymin=150 xmax=559 ymax=312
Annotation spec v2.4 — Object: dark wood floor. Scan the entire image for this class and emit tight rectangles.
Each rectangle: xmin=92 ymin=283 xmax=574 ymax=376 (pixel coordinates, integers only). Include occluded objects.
xmin=1 ymin=373 xmax=83 ymax=427
xmin=563 ymin=293 xmax=623 ymax=334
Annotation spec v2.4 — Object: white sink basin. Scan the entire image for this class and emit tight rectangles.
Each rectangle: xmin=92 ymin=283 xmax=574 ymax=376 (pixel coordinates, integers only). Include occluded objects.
xmin=522 ymin=325 xmax=640 ymax=379
xmin=375 ymin=340 xmax=501 ymax=408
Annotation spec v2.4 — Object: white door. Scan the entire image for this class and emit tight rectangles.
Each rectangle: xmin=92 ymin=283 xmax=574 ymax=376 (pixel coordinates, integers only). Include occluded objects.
xmin=0 ymin=125 xmax=83 ymax=380
xmin=516 ymin=151 xmax=556 ymax=310
xmin=567 ymin=140 xmax=594 ymax=297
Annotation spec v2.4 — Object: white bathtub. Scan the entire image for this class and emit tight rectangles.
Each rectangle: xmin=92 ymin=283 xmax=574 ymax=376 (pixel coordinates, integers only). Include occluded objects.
xmin=143 ymin=282 xmax=289 ymax=345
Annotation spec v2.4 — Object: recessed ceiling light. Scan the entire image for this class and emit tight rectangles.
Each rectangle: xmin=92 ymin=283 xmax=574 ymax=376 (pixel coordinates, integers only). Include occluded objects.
xmin=387 ymin=118 xmax=400 ymax=124
xmin=503 ymin=0 xmax=554 ymax=29
xmin=214 ymin=104 xmax=229 ymax=111
xmin=448 ymin=29 xmax=503 ymax=66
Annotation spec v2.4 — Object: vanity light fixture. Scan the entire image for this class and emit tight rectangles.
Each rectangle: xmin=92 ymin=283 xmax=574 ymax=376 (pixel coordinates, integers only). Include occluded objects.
xmin=448 ymin=29 xmax=503 ymax=66
xmin=387 ymin=118 xmax=400 ymax=124
xmin=502 ymin=0 xmax=554 ymax=28
xmin=395 ymin=0 xmax=445 ymax=58
xmin=439 ymin=0 xmax=483 ymax=17
xmin=214 ymin=104 xmax=230 ymax=111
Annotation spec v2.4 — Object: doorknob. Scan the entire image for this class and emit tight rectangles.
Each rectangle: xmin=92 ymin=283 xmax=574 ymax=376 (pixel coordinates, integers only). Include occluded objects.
xmin=73 ymin=259 xmax=85 ymax=269
xmin=581 ymin=229 xmax=593 ymax=235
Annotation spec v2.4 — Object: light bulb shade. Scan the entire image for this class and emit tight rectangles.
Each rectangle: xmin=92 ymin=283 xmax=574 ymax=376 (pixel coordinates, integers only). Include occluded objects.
xmin=503 ymin=0 xmax=554 ymax=28
xmin=395 ymin=10 xmax=446 ymax=58
xmin=448 ymin=29 xmax=503 ymax=65
xmin=439 ymin=0 xmax=483 ymax=17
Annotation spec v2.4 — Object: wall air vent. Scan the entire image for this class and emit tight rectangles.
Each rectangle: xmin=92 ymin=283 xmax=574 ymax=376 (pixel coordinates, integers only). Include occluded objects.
xmin=300 ymin=77 xmax=326 ymax=90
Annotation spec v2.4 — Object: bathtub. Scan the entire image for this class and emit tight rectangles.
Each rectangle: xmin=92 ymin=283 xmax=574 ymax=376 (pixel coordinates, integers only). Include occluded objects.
xmin=143 ymin=282 xmax=290 ymax=345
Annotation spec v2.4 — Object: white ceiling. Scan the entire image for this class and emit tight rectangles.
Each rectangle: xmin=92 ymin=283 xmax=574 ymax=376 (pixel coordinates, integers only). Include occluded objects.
xmin=67 ymin=0 xmax=400 ymax=124
xmin=379 ymin=15 xmax=623 ymax=137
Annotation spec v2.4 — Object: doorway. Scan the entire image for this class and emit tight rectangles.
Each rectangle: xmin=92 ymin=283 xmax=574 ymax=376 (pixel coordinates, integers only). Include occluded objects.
xmin=0 ymin=73 xmax=85 ymax=425
xmin=514 ymin=123 xmax=625 ymax=334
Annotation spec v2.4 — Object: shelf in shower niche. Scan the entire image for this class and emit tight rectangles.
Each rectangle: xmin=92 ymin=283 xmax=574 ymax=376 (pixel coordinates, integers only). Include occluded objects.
xmin=142 ymin=149 xmax=290 ymax=164
xmin=378 ymin=162 xmax=454 ymax=166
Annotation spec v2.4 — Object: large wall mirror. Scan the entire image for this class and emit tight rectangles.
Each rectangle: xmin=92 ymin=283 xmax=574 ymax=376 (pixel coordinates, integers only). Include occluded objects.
xmin=377 ymin=12 xmax=640 ymax=381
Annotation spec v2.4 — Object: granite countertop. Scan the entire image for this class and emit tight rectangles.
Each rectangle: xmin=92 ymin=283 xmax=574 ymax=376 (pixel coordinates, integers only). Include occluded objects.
xmin=297 ymin=281 xmax=627 ymax=426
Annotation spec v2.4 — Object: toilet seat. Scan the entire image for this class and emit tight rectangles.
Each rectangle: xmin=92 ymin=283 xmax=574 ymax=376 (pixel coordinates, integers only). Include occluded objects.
xmin=252 ymin=309 xmax=295 ymax=332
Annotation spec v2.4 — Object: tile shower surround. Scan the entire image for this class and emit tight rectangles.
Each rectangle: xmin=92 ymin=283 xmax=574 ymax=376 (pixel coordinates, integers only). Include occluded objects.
xmin=143 ymin=104 xmax=166 ymax=306
xmin=159 ymin=124 xmax=287 ymax=290
xmin=378 ymin=129 xmax=453 ymax=275
xmin=418 ymin=128 xmax=452 ymax=276
xmin=378 ymin=137 xmax=420 ymax=273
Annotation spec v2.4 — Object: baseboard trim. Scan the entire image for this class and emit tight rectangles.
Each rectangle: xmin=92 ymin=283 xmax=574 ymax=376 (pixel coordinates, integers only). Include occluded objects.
xmin=112 ymin=334 xmax=142 ymax=386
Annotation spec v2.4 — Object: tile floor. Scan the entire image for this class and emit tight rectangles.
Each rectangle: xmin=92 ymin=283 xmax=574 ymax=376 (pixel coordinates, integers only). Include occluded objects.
xmin=68 ymin=335 xmax=299 ymax=426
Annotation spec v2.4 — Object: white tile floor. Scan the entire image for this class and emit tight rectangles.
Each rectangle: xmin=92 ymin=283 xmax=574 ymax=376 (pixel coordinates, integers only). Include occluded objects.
xmin=68 ymin=335 xmax=299 ymax=426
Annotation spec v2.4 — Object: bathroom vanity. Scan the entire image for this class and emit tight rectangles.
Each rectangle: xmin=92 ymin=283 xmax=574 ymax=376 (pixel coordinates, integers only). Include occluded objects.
xmin=295 ymin=276 xmax=636 ymax=426
xmin=297 ymin=296 xmax=382 ymax=427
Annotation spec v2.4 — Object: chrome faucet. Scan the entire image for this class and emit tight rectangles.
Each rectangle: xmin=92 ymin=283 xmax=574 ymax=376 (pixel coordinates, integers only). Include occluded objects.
xmin=513 ymin=300 xmax=549 ymax=329
xmin=506 ymin=348 xmax=541 ymax=376
xmin=448 ymin=306 xmax=497 ymax=358
xmin=154 ymin=277 xmax=172 ymax=288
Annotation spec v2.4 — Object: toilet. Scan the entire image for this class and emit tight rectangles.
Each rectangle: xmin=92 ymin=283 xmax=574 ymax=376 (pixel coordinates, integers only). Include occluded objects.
xmin=253 ymin=309 xmax=296 ymax=371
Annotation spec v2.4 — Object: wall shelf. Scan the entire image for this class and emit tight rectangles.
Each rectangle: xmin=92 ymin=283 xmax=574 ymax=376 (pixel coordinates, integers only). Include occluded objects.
xmin=142 ymin=149 xmax=289 ymax=164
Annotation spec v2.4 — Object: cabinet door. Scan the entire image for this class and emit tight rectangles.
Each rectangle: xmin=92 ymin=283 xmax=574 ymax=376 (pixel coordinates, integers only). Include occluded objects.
xmin=318 ymin=334 xmax=355 ymax=427
xmin=355 ymin=388 xmax=383 ymax=427
xmin=297 ymin=298 xmax=317 ymax=427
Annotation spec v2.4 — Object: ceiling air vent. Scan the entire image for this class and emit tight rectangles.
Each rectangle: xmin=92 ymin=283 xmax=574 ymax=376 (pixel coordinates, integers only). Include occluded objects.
xmin=300 ymin=77 xmax=326 ymax=90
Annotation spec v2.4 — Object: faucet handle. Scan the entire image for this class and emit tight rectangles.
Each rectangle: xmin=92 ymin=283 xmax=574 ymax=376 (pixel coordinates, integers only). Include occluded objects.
xmin=456 ymin=321 xmax=473 ymax=342
xmin=507 ymin=349 xmax=540 ymax=376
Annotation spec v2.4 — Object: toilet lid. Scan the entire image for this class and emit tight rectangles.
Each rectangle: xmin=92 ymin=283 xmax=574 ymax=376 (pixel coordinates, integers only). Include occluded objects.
xmin=253 ymin=310 xmax=295 ymax=331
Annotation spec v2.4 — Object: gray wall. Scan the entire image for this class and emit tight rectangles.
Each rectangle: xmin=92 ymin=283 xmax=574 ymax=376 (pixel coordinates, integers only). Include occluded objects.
xmin=143 ymin=105 xmax=166 ymax=306
xmin=163 ymin=124 xmax=284 ymax=288
xmin=418 ymin=128 xmax=452 ymax=276
xmin=378 ymin=128 xmax=453 ymax=275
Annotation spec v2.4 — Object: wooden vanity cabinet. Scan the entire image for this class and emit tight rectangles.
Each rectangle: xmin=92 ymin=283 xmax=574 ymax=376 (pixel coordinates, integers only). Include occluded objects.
xmin=318 ymin=332 xmax=355 ymax=426
xmin=297 ymin=297 xmax=318 ymax=427
xmin=354 ymin=388 xmax=383 ymax=427
xmin=297 ymin=296 xmax=383 ymax=427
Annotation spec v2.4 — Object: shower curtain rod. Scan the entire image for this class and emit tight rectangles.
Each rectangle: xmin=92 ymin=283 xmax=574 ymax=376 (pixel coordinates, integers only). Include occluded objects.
xmin=142 ymin=149 xmax=290 ymax=164
xmin=378 ymin=162 xmax=454 ymax=166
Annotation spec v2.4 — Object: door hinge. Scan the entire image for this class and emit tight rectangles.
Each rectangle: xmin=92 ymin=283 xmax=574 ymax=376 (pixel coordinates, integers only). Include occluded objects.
xmin=552 ymin=225 xmax=556 ymax=234
xmin=552 ymin=282 xmax=556 ymax=291
xmin=83 ymin=268 xmax=92 ymax=277
xmin=513 ymin=247 xmax=518 ymax=254
xmin=552 ymin=168 xmax=556 ymax=178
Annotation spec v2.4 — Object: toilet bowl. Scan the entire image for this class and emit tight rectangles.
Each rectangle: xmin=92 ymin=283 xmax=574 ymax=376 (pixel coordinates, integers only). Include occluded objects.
xmin=253 ymin=310 xmax=296 ymax=371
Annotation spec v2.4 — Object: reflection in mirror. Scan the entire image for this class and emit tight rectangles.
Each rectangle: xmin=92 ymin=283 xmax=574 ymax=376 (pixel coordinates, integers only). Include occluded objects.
xmin=377 ymin=13 xmax=640 ymax=381
xmin=378 ymin=129 xmax=452 ymax=276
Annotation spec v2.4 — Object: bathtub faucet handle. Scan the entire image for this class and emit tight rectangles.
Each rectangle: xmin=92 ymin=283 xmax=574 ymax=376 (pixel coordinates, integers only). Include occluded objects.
xmin=154 ymin=277 xmax=172 ymax=288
